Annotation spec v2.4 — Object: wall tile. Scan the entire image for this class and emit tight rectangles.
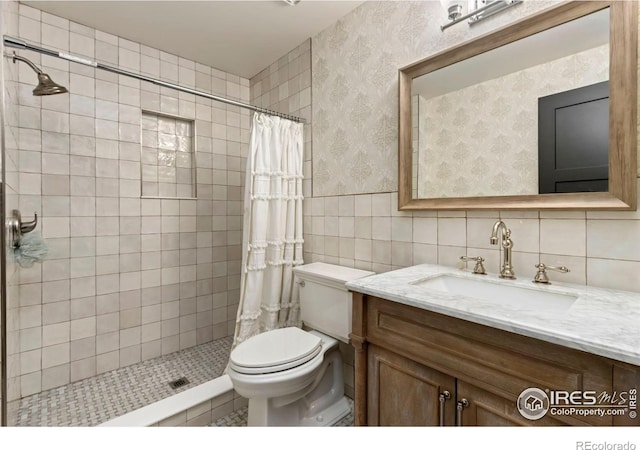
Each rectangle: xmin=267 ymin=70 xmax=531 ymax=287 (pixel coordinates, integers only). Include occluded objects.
xmin=8 ymin=5 xmax=250 ymax=400
xmin=412 ymin=218 xmax=437 ymax=245
xmin=391 ymin=217 xmax=412 ymax=242
xmin=466 ymin=218 xmax=498 ymax=250
xmin=587 ymin=258 xmax=640 ymax=292
xmin=587 ymin=220 xmax=640 ymax=261
xmin=437 ymin=218 xmax=466 ymax=247
xmin=540 ymin=219 xmax=586 ymax=257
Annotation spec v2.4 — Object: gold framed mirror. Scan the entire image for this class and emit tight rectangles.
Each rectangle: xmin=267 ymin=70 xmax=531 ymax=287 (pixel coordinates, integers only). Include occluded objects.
xmin=398 ymin=1 xmax=637 ymax=210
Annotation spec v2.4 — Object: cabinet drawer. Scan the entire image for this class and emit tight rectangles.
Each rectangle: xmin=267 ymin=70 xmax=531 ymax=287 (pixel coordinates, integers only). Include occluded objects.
xmin=365 ymin=296 xmax=613 ymax=426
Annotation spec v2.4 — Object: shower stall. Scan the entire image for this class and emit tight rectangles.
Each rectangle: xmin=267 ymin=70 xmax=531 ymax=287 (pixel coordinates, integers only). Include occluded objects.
xmin=0 ymin=1 xmax=308 ymax=426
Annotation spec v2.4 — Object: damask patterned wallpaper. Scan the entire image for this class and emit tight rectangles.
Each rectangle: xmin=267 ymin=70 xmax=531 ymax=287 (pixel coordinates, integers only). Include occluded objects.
xmin=417 ymin=44 xmax=609 ymax=198
xmin=312 ymin=0 xmax=561 ymax=196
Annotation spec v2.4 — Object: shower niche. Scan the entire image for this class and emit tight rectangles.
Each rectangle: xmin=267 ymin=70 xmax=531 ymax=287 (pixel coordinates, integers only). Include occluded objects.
xmin=141 ymin=111 xmax=197 ymax=198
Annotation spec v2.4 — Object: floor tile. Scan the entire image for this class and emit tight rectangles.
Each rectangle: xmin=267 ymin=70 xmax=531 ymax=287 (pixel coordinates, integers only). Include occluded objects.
xmin=9 ymin=336 xmax=232 ymax=426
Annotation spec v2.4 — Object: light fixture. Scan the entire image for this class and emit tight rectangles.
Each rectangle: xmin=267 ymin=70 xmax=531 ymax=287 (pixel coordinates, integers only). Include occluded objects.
xmin=441 ymin=0 xmax=523 ymax=31
xmin=282 ymin=0 xmax=301 ymax=5
xmin=440 ymin=0 xmax=466 ymax=21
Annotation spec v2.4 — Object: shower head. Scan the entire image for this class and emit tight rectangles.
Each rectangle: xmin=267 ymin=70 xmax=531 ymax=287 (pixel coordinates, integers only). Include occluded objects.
xmin=33 ymin=72 xmax=68 ymax=96
xmin=12 ymin=52 xmax=68 ymax=96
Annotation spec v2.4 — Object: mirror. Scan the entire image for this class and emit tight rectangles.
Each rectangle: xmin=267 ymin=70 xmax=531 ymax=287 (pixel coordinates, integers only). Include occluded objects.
xmin=413 ymin=9 xmax=609 ymax=198
xmin=398 ymin=1 xmax=637 ymax=210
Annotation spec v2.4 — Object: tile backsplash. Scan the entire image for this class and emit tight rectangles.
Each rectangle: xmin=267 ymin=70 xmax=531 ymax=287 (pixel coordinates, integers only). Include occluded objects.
xmin=302 ymin=192 xmax=640 ymax=294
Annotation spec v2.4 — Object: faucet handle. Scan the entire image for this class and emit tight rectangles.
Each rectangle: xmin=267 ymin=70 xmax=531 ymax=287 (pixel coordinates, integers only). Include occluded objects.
xmin=460 ymin=256 xmax=486 ymax=275
xmin=533 ymin=263 xmax=569 ymax=284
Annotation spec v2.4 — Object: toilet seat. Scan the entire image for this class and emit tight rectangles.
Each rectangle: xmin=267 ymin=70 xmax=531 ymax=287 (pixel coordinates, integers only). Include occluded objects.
xmin=229 ymin=327 xmax=323 ymax=375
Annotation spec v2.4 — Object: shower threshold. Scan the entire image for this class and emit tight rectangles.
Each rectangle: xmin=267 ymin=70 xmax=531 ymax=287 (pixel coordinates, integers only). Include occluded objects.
xmin=8 ymin=336 xmax=232 ymax=426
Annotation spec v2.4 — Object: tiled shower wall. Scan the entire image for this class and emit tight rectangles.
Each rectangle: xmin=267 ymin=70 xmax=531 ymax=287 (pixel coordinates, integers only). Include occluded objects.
xmin=1 ymin=0 xmax=21 ymax=422
xmin=6 ymin=4 xmax=249 ymax=401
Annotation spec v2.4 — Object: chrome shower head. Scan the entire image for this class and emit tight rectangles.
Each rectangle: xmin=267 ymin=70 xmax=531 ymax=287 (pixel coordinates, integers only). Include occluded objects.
xmin=12 ymin=52 xmax=68 ymax=96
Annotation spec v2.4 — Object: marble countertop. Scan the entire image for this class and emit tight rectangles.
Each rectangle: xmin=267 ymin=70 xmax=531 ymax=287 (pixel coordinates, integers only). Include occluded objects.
xmin=346 ymin=264 xmax=640 ymax=366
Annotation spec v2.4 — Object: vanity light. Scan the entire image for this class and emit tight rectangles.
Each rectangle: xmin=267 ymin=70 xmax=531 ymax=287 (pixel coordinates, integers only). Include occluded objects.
xmin=441 ymin=0 xmax=523 ymax=31
xmin=440 ymin=0 xmax=466 ymax=21
xmin=282 ymin=0 xmax=301 ymax=5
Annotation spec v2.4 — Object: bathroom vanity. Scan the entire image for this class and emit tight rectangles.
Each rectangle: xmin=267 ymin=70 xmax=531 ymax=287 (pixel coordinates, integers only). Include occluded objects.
xmin=346 ymin=265 xmax=640 ymax=426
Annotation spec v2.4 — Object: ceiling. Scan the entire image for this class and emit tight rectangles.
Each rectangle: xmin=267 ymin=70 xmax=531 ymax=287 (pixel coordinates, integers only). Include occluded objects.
xmin=24 ymin=1 xmax=363 ymax=78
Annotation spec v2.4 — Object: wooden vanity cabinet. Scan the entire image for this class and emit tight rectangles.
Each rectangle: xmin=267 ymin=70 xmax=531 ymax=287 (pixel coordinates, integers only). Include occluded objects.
xmin=350 ymin=293 xmax=640 ymax=427
xmin=367 ymin=345 xmax=456 ymax=426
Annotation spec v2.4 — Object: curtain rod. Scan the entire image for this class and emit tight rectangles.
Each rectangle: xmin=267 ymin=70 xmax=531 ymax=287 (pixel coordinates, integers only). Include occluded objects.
xmin=3 ymin=35 xmax=306 ymax=124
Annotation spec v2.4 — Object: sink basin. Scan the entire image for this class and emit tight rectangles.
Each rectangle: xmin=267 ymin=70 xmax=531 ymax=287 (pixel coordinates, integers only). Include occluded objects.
xmin=411 ymin=274 xmax=578 ymax=312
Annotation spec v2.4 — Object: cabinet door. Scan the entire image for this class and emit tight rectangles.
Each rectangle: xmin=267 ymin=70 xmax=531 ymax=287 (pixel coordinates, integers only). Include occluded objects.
xmin=456 ymin=380 xmax=567 ymax=426
xmin=367 ymin=344 xmax=456 ymax=426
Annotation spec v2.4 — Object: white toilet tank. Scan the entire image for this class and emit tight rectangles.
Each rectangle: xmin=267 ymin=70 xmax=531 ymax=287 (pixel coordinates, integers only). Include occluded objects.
xmin=293 ymin=263 xmax=374 ymax=343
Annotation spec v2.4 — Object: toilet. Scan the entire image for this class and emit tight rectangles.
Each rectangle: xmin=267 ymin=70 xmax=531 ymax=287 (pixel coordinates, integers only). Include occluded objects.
xmin=227 ymin=262 xmax=374 ymax=426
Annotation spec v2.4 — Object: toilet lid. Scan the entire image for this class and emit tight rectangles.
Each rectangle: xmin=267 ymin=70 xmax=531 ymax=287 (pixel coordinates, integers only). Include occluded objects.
xmin=230 ymin=327 xmax=322 ymax=375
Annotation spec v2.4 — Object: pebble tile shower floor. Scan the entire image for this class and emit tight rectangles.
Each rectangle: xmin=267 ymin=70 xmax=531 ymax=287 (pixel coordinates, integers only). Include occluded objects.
xmin=8 ymin=336 xmax=232 ymax=426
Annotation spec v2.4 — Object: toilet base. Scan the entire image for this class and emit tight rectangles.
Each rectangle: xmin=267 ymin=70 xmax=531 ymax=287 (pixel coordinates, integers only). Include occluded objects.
xmin=247 ymin=395 xmax=351 ymax=427
xmin=299 ymin=395 xmax=351 ymax=426
xmin=245 ymin=343 xmax=348 ymax=426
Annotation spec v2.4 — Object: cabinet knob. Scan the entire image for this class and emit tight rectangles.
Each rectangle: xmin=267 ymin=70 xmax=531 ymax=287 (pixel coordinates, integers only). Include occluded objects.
xmin=456 ymin=398 xmax=469 ymax=426
xmin=438 ymin=390 xmax=451 ymax=426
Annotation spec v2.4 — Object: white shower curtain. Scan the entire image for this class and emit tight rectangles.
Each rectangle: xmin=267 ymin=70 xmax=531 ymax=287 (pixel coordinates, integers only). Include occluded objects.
xmin=233 ymin=113 xmax=305 ymax=346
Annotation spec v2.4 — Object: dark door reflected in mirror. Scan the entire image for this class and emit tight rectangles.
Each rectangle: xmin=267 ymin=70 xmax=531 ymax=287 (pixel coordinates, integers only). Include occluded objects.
xmin=538 ymin=81 xmax=609 ymax=194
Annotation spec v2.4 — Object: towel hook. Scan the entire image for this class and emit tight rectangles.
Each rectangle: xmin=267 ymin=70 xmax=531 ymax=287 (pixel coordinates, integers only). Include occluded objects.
xmin=7 ymin=209 xmax=38 ymax=248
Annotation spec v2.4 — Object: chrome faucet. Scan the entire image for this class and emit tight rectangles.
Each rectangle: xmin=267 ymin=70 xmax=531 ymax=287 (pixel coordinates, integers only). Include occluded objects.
xmin=490 ymin=220 xmax=515 ymax=279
